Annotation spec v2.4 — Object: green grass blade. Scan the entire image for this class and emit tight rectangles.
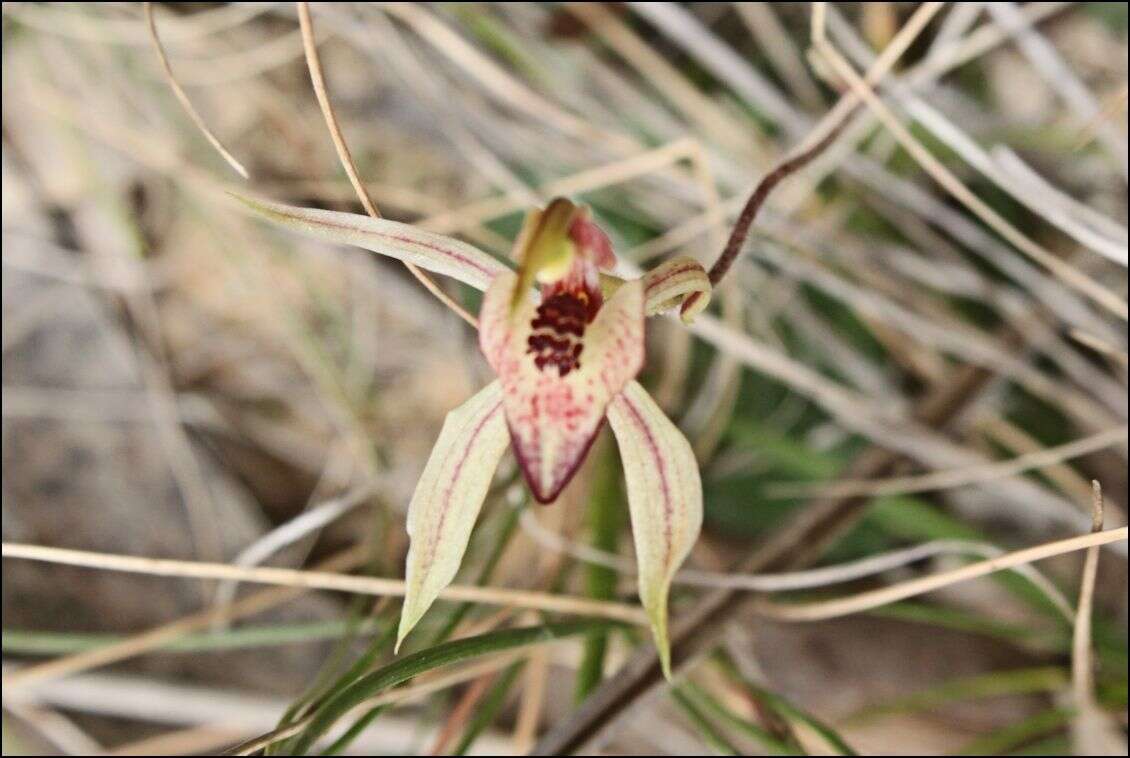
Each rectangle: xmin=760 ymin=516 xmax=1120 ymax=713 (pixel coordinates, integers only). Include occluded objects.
xmin=847 ymin=667 xmax=1067 ymax=725
xmin=290 ymin=621 xmax=614 ymax=754
xmin=952 ymin=708 xmax=1073 ymax=755
xmin=670 ymin=687 xmax=741 ymax=756
xmin=716 ymin=653 xmax=857 ymax=755
xmin=575 ymin=437 xmax=626 ymax=702
xmin=680 ymin=682 xmax=801 ymax=755
xmin=322 ymin=499 xmax=523 ymax=755
xmin=322 ymin=705 xmax=389 ymax=756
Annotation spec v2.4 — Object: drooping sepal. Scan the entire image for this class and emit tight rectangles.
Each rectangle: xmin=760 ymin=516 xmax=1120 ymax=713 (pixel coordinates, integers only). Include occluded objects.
xmin=397 ymin=380 xmax=511 ymax=651
xmin=606 ymin=380 xmax=703 ymax=679
xmin=232 ymin=193 xmax=509 ymax=292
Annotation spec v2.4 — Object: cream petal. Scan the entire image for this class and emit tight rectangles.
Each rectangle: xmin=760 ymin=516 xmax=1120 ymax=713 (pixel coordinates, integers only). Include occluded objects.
xmin=480 ymin=272 xmax=645 ymax=503
xmin=232 ymin=193 xmax=510 ymax=292
xmin=606 ymin=380 xmax=703 ymax=679
xmin=397 ymin=380 xmax=511 ymax=650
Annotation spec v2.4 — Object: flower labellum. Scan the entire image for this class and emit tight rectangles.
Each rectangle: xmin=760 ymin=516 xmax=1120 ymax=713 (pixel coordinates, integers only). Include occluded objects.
xmin=481 ymin=199 xmax=643 ymax=504
xmin=236 ymin=192 xmax=712 ymax=678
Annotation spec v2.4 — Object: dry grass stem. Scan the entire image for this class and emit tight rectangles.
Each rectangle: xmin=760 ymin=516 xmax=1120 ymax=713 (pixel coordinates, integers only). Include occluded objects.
xmin=0 ymin=542 xmax=650 ymax=626
xmin=756 ymin=527 xmax=1127 ymax=622
xmin=143 ymin=2 xmax=249 ymax=178
xmin=295 ymin=1 xmax=478 ymax=327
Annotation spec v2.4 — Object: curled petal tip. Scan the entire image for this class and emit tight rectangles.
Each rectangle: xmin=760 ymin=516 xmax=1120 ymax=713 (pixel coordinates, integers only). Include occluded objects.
xmin=642 ymin=257 xmax=712 ymax=322
xmin=678 ymin=290 xmax=709 ymax=324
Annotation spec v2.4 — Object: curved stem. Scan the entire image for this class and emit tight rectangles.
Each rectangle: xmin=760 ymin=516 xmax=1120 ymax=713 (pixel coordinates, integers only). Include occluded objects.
xmin=707 ymin=106 xmax=858 ymax=288
xmin=680 ymin=104 xmax=858 ymax=318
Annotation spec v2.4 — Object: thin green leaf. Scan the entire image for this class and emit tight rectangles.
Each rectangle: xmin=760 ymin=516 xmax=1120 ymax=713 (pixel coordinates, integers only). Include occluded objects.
xmin=680 ymin=682 xmax=801 ymax=755
xmin=670 ymin=687 xmax=740 ymax=756
xmin=865 ymin=602 xmax=1069 ymax=650
xmin=953 ymin=708 xmax=1073 ymax=755
xmin=575 ymin=436 xmax=626 ymax=702
xmin=326 ymin=500 xmax=522 ymax=756
xmin=717 ymin=653 xmax=857 ymax=756
xmin=322 ymin=705 xmax=388 ymax=756
xmin=846 ymin=667 xmax=1067 ymax=725
xmin=289 ymin=622 xmax=614 ymax=754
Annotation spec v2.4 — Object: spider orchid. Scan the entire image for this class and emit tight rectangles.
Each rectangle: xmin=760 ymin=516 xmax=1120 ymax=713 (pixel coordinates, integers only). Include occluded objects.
xmin=236 ymin=194 xmax=712 ymax=676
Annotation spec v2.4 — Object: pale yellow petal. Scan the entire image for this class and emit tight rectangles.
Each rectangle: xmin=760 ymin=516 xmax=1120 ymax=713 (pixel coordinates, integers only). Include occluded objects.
xmin=607 ymin=380 xmax=703 ymax=679
xmin=397 ymin=380 xmax=510 ymax=650
xmin=232 ymin=193 xmax=509 ymax=291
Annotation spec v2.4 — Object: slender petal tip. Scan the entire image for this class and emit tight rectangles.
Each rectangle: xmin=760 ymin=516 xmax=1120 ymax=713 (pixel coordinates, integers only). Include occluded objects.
xmin=396 ymin=381 xmax=511 ymax=650
xmin=607 ymin=381 xmax=703 ymax=681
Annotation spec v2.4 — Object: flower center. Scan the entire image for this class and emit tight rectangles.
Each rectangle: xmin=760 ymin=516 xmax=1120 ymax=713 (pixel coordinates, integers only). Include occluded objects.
xmin=509 ymin=198 xmax=618 ymax=378
xmin=526 ymin=290 xmax=597 ymax=377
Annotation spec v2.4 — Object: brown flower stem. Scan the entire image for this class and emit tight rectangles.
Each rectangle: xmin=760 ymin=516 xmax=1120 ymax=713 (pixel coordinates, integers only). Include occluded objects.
xmin=707 ymin=104 xmax=859 ymax=288
xmin=678 ymin=103 xmax=860 ymax=320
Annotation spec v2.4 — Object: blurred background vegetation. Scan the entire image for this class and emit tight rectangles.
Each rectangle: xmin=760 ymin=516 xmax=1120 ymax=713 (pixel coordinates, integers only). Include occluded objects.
xmin=1 ymin=2 xmax=1127 ymax=755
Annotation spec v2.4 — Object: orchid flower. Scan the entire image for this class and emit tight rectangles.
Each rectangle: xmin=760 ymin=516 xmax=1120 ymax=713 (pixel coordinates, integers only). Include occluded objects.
xmin=237 ymin=194 xmax=712 ymax=676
